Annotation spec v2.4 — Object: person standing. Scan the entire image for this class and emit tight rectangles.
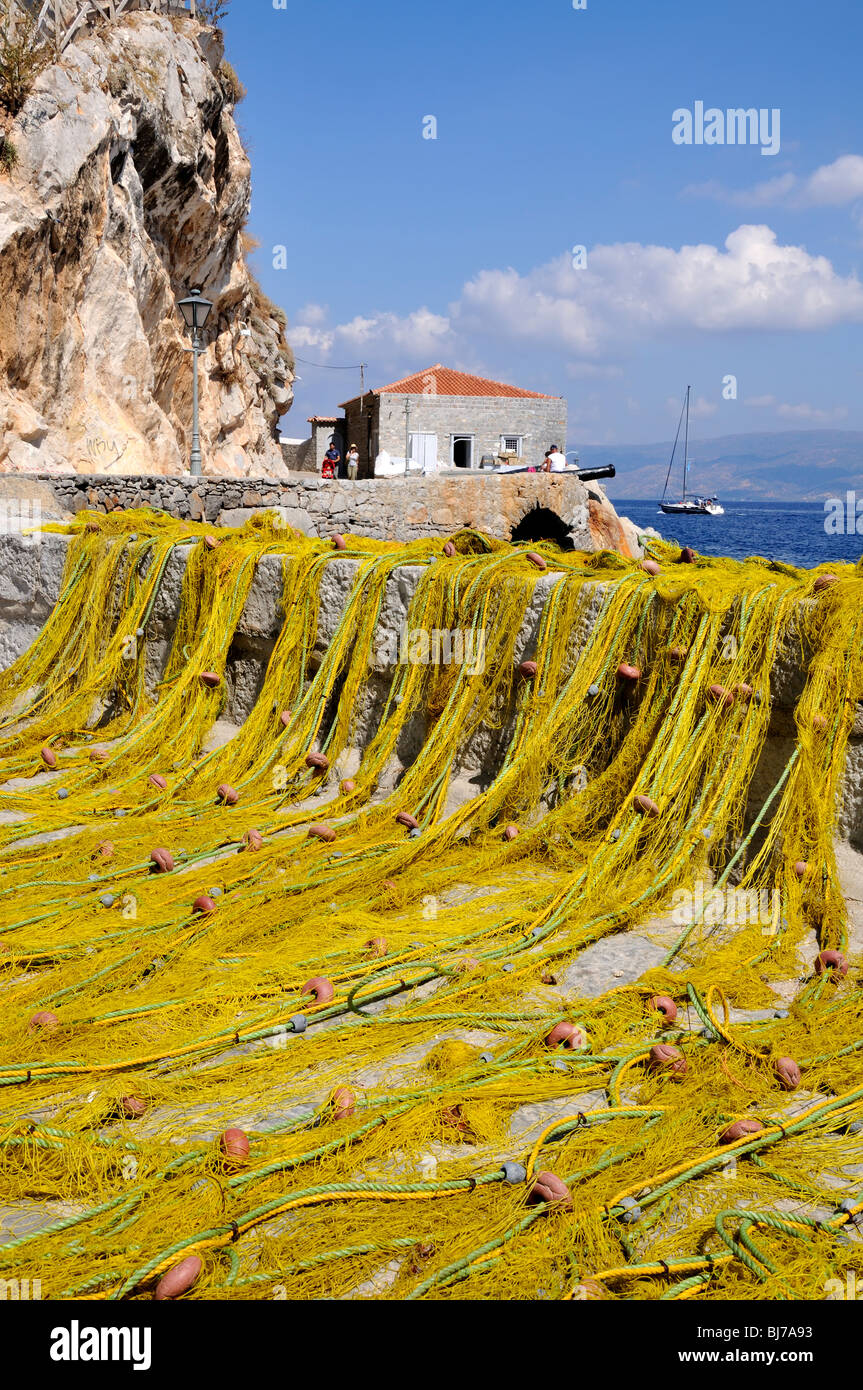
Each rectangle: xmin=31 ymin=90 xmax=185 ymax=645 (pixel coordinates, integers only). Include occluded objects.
xmin=545 ymin=444 xmax=567 ymax=472
xmin=322 ymin=442 xmax=341 ymax=481
xmin=346 ymin=444 xmax=360 ymax=480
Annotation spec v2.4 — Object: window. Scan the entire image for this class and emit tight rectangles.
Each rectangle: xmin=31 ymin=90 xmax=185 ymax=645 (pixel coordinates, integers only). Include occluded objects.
xmin=500 ymin=435 xmax=523 ymax=455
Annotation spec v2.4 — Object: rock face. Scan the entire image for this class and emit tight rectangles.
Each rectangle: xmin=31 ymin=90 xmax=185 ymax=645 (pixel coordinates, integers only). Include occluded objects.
xmin=0 ymin=11 xmax=294 ymax=478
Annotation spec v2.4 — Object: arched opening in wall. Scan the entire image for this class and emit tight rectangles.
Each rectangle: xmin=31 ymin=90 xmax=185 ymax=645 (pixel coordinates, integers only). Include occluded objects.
xmin=510 ymin=505 xmax=574 ymax=552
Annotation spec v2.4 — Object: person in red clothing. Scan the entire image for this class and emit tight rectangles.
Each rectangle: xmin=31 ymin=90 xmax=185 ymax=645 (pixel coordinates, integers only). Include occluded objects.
xmin=321 ymin=443 xmax=341 ymax=480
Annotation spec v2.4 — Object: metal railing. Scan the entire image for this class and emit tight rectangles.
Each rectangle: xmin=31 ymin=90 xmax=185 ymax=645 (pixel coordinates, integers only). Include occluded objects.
xmin=2 ymin=1 xmax=198 ymax=55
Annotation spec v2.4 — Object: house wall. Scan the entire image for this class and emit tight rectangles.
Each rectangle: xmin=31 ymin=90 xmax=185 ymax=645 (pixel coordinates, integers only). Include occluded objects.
xmin=374 ymin=393 xmax=568 ymax=472
xmin=342 ymin=398 xmax=380 ymax=478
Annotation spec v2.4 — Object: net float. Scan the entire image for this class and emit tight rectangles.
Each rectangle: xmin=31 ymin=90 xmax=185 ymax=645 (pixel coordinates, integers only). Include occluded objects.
xmin=216 ymin=783 xmax=239 ymax=806
xmin=148 ymin=774 xmax=167 ymax=791
xmin=382 ymin=879 xmax=397 ymax=892
xmin=29 ymin=1010 xmax=59 ymax=1033
xmin=812 ymin=714 xmax=828 ymax=731
xmin=527 ymin=1170 xmax=573 ymax=1210
xmin=572 ymin=1279 xmax=613 ymax=1300
xmin=518 ymin=660 xmax=538 ymax=680
xmin=120 ymin=1095 xmax=147 ymax=1119
xmin=332 ymin=534 xmax=347 ymax=550
xmin=149 ymin=848 xmax=175 ymax=874
xmin=815 ymin=949 xmax=848 ymax=978
xmin=93 ymin=840 xmax=114 ymax=861
xmin=668 ymin=645 xmax=689 ymax=662
xmin=719 ymin=1118 xmax=763 ymax=1145
xmin=308 ymin=824 xmax=336 ymax=843
xmin=503 ymin=824 xmax=519 ymax=842
xmin=773 ymin=1056 xmax=801 ymax=1092
xmin=395 ymin=811 xmax=419 ymax=830
xmin=677 ymin=546 xmax=696 ymax=564
xmin=617 ymin=663 xmax=641 ymax=682
xmin=545 ymin=1020 xmax=588 ymax=1050
xmin=366 ymin=937 xmax=388 ymax=957
xmin=89 ymin=747 xmax=109 ymax=763
xmin=302 ymin=976 xmax=335 ymax=1003
xmin=154 ymin=1255 xmax=203 ymax=1301
xmin=641 ymin=559 xmax=661 ymax=576
xmin=813 ymin=574 xmax=838 ymax=592
xmin=40 ymin=746 xmax=58 ymax=769
xmin=330 ymin=1086 xmax=356 ymax=1120
xmin=443 ymin=541 xmax=456 ymax=557
xmin=219 ymin=1128 xmax=250 ymax=1164
xmin=526 ymin=551 xmax=547 ymax=570
xmin=440 ymin=1103 xmax=470 ymax=1134
xmin=84 ymin=522 xmax=100 ymax=533
xmin=649 ymin=994 xmax=678 ymax=1023
xmin=633 ymin=794 xmax=659 ymax=817
xmin=305 ymin=752 xmax=329 ymax=771
xmin=793 ymin=860 xmax=809 ymax=879
xmin=340 ymin=779 xmax=356 ymax=794
xmin=192 ymin=895 xmax=217 ymax=915
xmin=648 ymin=1043 xmax=687 ymax=1080
xmin=453 ymin=955 xmax=480 ymax=974
xmin=242 ymin=828 xmax=263 ymax=852
xmin=707 ymin=683 xmax=734 ymax=708
xmin=278 ymin=710 xmax=292 ymax=729
xmin=203 ymin=535 xmax=220 ymax=550
xmin=734 ymin=682 xmax=754 ymax=702
xmin=199 ymin=672 xmax=221 ymax=690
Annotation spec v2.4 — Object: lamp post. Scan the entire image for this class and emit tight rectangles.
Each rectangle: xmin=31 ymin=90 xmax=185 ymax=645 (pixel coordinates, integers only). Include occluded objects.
xmin=178 ymin=287 xmax=213 ymax=477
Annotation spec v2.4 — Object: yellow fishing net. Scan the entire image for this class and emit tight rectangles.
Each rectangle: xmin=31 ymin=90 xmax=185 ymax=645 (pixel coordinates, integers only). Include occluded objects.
xmin=0 ymin=509 xmax=861 ymax=1301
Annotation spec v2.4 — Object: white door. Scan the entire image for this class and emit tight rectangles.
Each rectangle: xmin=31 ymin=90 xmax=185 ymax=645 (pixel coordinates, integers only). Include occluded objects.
xmin=409 ymin=432 xmax=438 ymax=473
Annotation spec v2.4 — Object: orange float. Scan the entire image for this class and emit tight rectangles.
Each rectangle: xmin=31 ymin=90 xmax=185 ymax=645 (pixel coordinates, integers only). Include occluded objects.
xmin=527 ymin=1171 xmax=573 ymax=1210
xmin=719 ymin=1118 xmax=763 ymax=1144
xmin=154 ymin=1256 xmax=203 ymax=1301
xmin=773 ymin=1057 xmax=801 ymax=1092
xmin=302 ymin=976 xmax=335 ymax=1003
xmin=649 ymin=994 xmax=678 ymax=1023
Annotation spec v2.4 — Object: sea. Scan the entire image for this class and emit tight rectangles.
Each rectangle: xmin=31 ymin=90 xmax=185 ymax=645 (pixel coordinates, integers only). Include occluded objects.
xmin=613 ymin=499 xmax=863 ymax=570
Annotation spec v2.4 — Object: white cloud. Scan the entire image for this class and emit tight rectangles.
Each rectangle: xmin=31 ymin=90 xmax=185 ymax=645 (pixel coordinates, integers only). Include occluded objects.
xmin=777 ymin=402 xmax=849 ymax=423
xmin=294 ymin=303 xmax=329 ymax=326
xmin=454 ymin=226 xmax=863 ymax=347
xmin=745 ymin=394 xmax=848 ymax=423
xmin=290 ymin=227 xmax=863 ymax=390
xmin=682 ymin=155 xmax=863 ymax=209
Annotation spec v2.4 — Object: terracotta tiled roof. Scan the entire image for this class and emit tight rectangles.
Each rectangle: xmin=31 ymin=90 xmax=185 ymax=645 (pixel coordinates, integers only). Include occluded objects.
xmin=340 ymin=365 xmax=558 ymax=407
xmin=307 ymin=415 xmax=341 ymax=423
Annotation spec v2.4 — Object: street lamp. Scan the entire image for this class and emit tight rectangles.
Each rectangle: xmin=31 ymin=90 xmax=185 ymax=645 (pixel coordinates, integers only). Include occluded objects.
xmin=178 ymin=287 xmax=213 ymax=476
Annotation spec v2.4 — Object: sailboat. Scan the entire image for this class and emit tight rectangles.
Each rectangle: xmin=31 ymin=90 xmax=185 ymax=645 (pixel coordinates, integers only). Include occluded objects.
xmin=659 ymin=386 xmax=724 ymax=516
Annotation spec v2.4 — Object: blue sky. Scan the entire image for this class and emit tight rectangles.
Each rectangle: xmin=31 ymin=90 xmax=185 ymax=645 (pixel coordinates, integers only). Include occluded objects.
xmin=222 ymin=0 xmax=863 ymax=448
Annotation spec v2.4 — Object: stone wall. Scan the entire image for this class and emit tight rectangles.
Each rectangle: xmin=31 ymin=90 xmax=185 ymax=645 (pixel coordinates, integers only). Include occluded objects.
xmin=0 ymin=470 xmax=640 ymax=552
xmin=2 ymin=529 xmax=863 ymax=848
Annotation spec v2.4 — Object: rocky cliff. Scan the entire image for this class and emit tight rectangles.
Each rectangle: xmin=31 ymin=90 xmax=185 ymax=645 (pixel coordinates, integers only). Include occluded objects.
xmin=0 ymin=9 xmax=294 ymax=477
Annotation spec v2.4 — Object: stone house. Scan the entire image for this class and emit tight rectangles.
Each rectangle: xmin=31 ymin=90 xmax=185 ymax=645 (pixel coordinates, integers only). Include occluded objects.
xmin=338 ymin=365 xmax=567 ymax=478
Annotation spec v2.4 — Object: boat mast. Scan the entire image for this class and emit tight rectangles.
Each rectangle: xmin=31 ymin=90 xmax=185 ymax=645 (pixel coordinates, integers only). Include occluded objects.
xmin=661 ymin=391 xmax=687 ymax=504
xmin=682 ymin=385 xmax=690 ymax=501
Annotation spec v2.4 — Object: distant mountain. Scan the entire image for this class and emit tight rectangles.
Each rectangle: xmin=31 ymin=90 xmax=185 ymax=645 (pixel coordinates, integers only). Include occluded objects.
xmin=576 ymin=430 xmax=863 ymax=502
